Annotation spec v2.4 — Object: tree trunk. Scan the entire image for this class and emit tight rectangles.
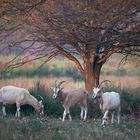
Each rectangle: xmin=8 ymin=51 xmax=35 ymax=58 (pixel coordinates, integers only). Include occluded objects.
xmin=84 ymin=62 xmax=103 ymax=93
xmin=66 ymin=48 xmax=103 ymax=93
xmin=83 ymin=59 xmax=95 ymax=93
xmin=94 ymin=64 xmax=102 ymax=86
xmin=84 ymin=71 xmax=95 ymax=94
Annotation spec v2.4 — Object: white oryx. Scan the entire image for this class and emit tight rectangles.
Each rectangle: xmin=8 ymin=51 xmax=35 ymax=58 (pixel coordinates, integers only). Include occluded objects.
xmin=92 ymin=80 xmax=121 ymax=126
xmin=0 ymin=85 xmax=44 ymax=117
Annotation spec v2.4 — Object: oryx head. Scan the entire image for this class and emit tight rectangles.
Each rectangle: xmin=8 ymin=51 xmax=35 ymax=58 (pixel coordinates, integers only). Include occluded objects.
xmin=92 ymin=80 xmax=111 ymax=99
xmin=52 ymin=80 xmax=65 ymax=99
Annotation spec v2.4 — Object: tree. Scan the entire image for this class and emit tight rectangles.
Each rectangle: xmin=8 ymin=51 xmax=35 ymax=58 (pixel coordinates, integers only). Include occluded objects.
xmin=1 ymin=0 xmax=140 ymax=92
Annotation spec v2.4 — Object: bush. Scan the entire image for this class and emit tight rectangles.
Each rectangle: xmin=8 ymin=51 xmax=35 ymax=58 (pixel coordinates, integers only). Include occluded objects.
xmin=3 ymin=65 xmax=83 ymax=81
xmin=120 ymin=88 xmax=140 ymax=116
xmin=25 ymin=81 xmax=64 ymax=117
xmin=87 ymin=97 xmax=102 ymax=119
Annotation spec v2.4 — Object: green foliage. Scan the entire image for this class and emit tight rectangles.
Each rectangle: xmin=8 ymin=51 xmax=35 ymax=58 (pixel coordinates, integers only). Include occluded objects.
xmin=3 ymin=59 xmax=83 ymax=81
xmin=128 ymin=67 xmax=140 ymax=75
xmin=30 ymin=80 xmax=64 ymax=117
xmin=87 ymin=97 xmax=102 ymax=119
xmin=120 ymin=88 xmax=140 ymax=116
xmin=8 ymin=67 xmax=50 ymax=78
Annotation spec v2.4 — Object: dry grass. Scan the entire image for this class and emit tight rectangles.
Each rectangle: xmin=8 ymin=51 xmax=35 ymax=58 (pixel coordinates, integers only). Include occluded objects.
xmin=0 ymin=77 xmax=84 ymax=93
xmin=0 ymin=75 xmax=139 ymax=93
xmin=100 ymin=75 xmax=140 ymax=89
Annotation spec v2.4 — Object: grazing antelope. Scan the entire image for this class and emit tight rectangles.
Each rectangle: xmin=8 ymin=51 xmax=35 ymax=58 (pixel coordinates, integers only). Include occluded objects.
xmin=0 ymin=85 xmax=44 ymax=117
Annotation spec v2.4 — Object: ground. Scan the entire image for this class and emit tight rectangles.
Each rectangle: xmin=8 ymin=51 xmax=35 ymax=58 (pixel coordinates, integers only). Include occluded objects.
xmin=0 ymin=116 xmax=140 ymax=140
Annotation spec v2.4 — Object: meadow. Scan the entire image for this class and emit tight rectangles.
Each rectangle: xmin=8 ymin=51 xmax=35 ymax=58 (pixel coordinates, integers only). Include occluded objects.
xmin=0 ymin=85 xmax=140 ymax=140
xmin=0 ymin=117 xmax=140 ymax=140
xmin=0 ymin=54 xmax=140 ymax=140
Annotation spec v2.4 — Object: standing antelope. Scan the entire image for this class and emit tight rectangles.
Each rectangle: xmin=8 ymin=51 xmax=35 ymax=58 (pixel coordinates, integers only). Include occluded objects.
xmin=52 ymin=80 xmax=88 ymax=122
xmin=92 ymin=80 xmax=121 ymax=126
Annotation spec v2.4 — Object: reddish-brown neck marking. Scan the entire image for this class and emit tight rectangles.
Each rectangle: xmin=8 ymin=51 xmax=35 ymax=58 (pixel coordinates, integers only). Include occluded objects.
xmin=58 ymin=91 xmax=67 ymax=103
xmin=97 ymin=96 xmax=104 ymax=111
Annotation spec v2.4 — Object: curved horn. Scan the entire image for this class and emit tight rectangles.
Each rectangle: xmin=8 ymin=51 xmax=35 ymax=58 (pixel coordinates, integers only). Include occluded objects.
xmin=94 ymin=80 xmax=97 ymax=88
xmin=38 ymin=95 xmax=44 ymax=101
xmin=57 ymin=81 xmax=66 ymax=87
xmin=98 ymin=80 xmax=111 ymax=88
xmin=55 ymin=80 xmax=57 ymax=87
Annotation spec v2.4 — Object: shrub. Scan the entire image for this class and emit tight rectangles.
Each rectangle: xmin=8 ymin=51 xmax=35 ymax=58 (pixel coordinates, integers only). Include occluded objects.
xmin=120 ymin=88 xmax=140 ymax=117
xmin=3 ymin=65 xmax=83 ymax=81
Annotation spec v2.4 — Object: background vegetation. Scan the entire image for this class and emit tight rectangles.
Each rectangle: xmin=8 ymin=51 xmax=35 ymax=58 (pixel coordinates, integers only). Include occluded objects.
xmin=1 ymin=54 xmax=140 ymax=79
xmin=0 ymin=54 xmax=140 ymax=140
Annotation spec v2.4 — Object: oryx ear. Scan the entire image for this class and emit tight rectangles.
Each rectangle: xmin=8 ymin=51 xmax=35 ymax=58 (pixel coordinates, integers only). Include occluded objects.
xmin=60 ymin=87 xmax=64 ymax=91
xmin=98 ymin=88 xmax=104 ymax=96
xmin=101 ymin=87 xmax=105 ymax=93
xmin=101 ymin=87 xmax=104 ymax=90
xmin=39 ymin=100 xmax=43 ymax=105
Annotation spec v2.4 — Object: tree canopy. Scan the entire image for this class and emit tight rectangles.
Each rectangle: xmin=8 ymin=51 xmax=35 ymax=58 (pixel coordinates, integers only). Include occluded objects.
xmin=0 ymin=0 xmax=140 ymax=92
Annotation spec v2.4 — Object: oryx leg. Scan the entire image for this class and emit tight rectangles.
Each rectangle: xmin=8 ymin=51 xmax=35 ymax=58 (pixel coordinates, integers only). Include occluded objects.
xmin=102 ymin=110 xmax=109 ymax=125
xmin=67 ymin=108 xmax=72 ymax=121
xmin=62 ymin=107 xmax=69 ymax=122
xmin=15 ymin=103 xmax=20 ymax=117
xmin=117 ymin=106 xmax=121 ymax=124
xmin=83 ymin=107 xmax=87 ymax=121
xmin=80 ymin=107 xmax=84 ymax=120
xmin=2 ymin=104 xmax=6 ymax=116
xmin=111 ymin=112 xmax=114 ymax=124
